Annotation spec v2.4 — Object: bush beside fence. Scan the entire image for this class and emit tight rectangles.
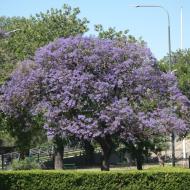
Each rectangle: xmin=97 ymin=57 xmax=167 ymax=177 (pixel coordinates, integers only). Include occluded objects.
xmin=1 ymin=168 xmax=190 ymax=190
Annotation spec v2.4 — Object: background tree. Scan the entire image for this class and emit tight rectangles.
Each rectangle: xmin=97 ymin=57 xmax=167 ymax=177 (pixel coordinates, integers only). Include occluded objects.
xmin=0 ymin=29 xmax=15 ymax=83
xmin=94 ymin=24 xmax=145 ymax=44
xmin=0 ymin=113 xmax=15 ymax=149
xmin=159 ymin=49 xmax=190 ymax=99
xmin=0 ymin=4 xmax=89 ymax=83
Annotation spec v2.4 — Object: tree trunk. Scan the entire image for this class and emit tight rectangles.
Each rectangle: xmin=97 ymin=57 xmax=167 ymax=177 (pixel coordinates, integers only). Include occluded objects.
xmin=19 ymin=148 xmax=29 ymax=160
xmin=96 ymin=135 xmax=112 ymax=171
xmin=53 ymin=135 xmax=64 ymax=170
xmin=136 ymin=145 xmax=143 ymax=170
xmin=136 ymin=152 xmax=143 ymax=170
xmin=17 ymin=133 xmax=30 ymax=160
xmin=83 ymin=140 xmax=95 ymax=166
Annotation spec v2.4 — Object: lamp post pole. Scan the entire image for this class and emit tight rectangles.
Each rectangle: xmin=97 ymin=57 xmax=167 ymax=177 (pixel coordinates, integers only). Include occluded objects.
xmin=180 ymin=6 xmax=186 ymax=165
xmin=131 ymin=5 xmax=175 ymax=166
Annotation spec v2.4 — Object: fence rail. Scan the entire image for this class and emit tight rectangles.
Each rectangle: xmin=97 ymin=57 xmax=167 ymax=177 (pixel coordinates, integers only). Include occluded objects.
xmin=1 ymin=146 xmax=189 ymax=170
xmin=0 ymin=146 xmax=85 ymax=170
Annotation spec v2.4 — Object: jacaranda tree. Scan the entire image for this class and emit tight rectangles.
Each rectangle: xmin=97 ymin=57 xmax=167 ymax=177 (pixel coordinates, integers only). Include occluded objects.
xmin=1 ymin=36 xmax=190 ymax=170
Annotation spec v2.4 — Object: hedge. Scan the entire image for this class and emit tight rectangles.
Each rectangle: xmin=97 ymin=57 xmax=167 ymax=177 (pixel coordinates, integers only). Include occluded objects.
xmin=1 ymin=167 xmax=190 ymax=190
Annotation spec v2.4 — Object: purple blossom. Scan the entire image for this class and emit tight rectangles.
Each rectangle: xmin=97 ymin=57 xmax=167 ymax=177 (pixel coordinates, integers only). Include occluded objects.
xmin=1 ymin=36 xmax=190 ymax=143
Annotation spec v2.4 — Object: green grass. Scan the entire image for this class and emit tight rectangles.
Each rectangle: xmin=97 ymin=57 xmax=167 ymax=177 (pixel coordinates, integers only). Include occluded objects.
xmin=0 ymin=166 xmax=189 ymax=175
xmin=71 ymin=164 xmax=189 ymax=172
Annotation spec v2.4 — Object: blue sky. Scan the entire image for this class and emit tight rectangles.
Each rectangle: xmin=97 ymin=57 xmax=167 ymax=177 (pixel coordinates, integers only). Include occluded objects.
xmin=0 ymin=0 xmax=189 ymax=59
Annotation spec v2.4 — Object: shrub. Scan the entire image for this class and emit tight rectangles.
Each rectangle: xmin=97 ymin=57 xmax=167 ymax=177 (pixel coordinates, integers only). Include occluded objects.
xmin=11 ymin=157 xmax=40 ymax=170
xmin=0 ymin=167 xmax=190 ymax=190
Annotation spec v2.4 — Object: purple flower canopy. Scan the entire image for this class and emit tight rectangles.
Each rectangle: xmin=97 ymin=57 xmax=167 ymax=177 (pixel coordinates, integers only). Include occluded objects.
xmin=1 ymin=36 xmax=190 ymax=141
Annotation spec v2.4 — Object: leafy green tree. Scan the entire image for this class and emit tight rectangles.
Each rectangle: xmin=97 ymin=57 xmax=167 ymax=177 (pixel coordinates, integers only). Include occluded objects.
xmin=0 ymin=31 xmax=16 ymax=83
xmin=159 ymin=49 xmax=190 ymax=99
xmin=0 ymin=129 xmax=15 ymax=148
xmin=0 ymin=111 xmax=15 ymax=148
xmin=0 ymin=4 xmax=89 ymax=83
xmin=0 ymin=107 xmax=46 ymax=159
xmin=94 ymin=24 xmax=145 ymax=44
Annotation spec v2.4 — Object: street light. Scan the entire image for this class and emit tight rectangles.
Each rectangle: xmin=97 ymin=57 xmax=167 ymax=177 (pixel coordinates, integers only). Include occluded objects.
xmin=130 ymin=4 xmax=175 ymax=166
xmin=0 ymin=28 xmax=21 ymax=39
xmin=130 ymin=5 xmax=172 ymax=71
xmin=5 ymin=29 xmax=21 ymax=35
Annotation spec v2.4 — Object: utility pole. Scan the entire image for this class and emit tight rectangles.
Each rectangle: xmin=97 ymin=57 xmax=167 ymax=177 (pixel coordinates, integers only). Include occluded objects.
xmin=181 ymin=7 xmax=186 ymax=164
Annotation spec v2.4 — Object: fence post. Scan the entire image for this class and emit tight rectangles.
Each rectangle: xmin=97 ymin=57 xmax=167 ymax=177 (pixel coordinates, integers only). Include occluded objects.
xmin=37 ymin=153 xmax=40 ymax=163
xmin=1 ymin=154 xmax=4 ymax=170
xmin=11 ymin=153 xmax=13 ymax=164
xmin=189 ymin=156 xmax=190 ymax=169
